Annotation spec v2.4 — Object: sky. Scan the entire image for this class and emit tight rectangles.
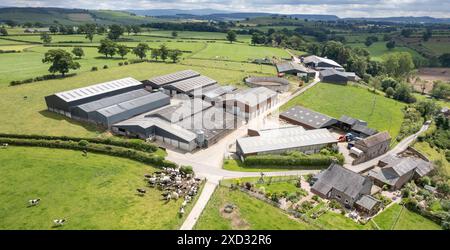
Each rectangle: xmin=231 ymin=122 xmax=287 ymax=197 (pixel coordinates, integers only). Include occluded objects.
xmin=2 ymin=0 xmax=450 ymax=18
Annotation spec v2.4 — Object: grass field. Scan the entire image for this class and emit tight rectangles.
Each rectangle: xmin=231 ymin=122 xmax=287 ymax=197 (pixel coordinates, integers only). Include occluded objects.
xmin=373 ymin=204 xmax=441 ymax=230
xmin=413 ymin=141 xmax=450 ymax=177
xmin=423 ymin=39 xmax=450 ymax=55
xmin=281 ymin=83 xmax=406 ymax=140
xmin=194 ymin=186 xmax=316 ymax=230
xmin=0 ymin=146 xmax=191 ymax=229
xmin=349 ymin=42 xmax=424 ymax=61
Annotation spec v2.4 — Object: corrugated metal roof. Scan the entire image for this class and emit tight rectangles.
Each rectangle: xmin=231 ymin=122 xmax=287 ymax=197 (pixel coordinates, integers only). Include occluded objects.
xmin=276 ymin=62 xmax=313 ymax=73
xmin=146 ymin=99 xmax=212 ymax=123
xmin=280 ymin=106 xmax=337 ymax=129
xmin=257 ymin=125 xmax=306 ymax=137
xmin=96 ymin=91 xmax=169 ymax=118
xmin=237 ymin=128 xmax=337 ymax=155
xmin=75 ymin=89 xmax=150 ymax=113
xmin=223 ymin=87 xmax=277 ymax=107
xmin=166 ymin=75 xmax=217 ymax=93
xmin=303 ymin=55 xmax=342 ymax=68
xmin=203 ymin=85 xmax=236 ymax=99
xmin=55 ymin=77 xmax=142 ymax=102
xmin=148 ymin=70 xmax=200 ymax=86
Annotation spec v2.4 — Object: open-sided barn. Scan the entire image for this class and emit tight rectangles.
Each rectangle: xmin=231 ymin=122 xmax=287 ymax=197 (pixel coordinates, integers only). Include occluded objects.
xmin=280 ymin=106 xmax=337 ymax=129
xmin=144 ymin=70 xmax=200 ymax=89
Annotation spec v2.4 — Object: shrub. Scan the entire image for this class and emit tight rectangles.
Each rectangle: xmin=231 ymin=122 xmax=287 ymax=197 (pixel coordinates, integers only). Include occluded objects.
xmin=78 ymin=140 xmax=89 ymax=147
xmin=244 ymin=152 xmax=342 ymax=167
xmin=245 ymin=182 xmax=253 ymax=190
xmin=118 ymin=62 xmax=123 ymax=66
xmin=329 ymin=200 xmax=342 ymax=209
xmin=91 ymin=66 xmax=98 ymax=71
xmin=180 ymin=165 xmax=193 ymax=175
xmin=103 ymin=65 xmax=108 ymax=69
xmin=124 ymin=61 xmax=129 ymax=65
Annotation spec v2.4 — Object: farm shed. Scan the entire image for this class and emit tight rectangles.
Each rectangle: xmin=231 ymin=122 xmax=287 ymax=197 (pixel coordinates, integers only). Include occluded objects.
xmin=70 ymin=89 xmax=151 ymax=121
xmin=311 ymin=163 xmax=373 ymax=209
xmin=220 ymin=87 xmax=278 ymax=120
xmin=144 ymin=70 xmax=200 ymax=89
xmin=163 ymin=75 xmax=217 ymax=96
xmin=279 ymin=106 xmax=337 ymax=129
xmin=89 ymin=91 xmax=170 ymax=128
xmin=337 ymin=115 xmax=377 ymax=137
xmin=352 ymin=131 xmax=391 ymax=165
xmin=355 ymin=195 xmax=382 ymax=216
xmin=245 ymin=76 xmax=290 ymax=92
xmin=146 ymin=99 xmax=212 ymax=123
xmin=201 ymin=85 xmax=236 ymax=104
xmin=302 ymin=55 xmax=343 ymax=70
xmin=236 ymin=128 xmax=338 ymax=159
xmin=319 ymin=69 xmax=351 ymax=85
xmin=276 ymin=62 xmax=315 ymax=78
xmin=368 ymin=155 xmax=433 ymax=190
xmin=45 ymin=77 xmax=143 ymax=117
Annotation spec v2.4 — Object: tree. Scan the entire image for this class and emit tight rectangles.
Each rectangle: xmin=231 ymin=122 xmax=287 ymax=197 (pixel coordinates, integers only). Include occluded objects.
xmin=251 ymin=32 xmax=265 ymax=45
xmin=0 ymin=27 xmax=7 ymax=36
xmin=415 ymin=100 xmax=439 ymax=118
xmin=5 ymin=20 xmax=18 ymax=27
xmin=169 ymin=49 xmax=182 ymax=63
xmin=365 ymin=36 xmax=378 ymax=47
xmin=393 ymin=82 xmax=415 ymax=103
xmin=226 ymin=30 xmax=237 ymax=43
xmin=151 ymin=48 xmax=160 ymax=61
xmin=131 ymin=25 xmax=141 ymax=35
xmin=423 ymin=28 xmax=432 ymax=42
xmin=401 ymin=29 xmax=413 ymax=38
xmin=84 ymin=23 xmax=96 ymax=43
xmin=383 ymin=52 xmax=414 ymax=77
xmin=71 ymin=47 xmax=84 ymax=59
xmin=42 ymin=49 xmax=80 ymax=76
xmin=117 ymin=44 xmax=130 ymax=59
xmin=40 ymin=32 xmax=52 ymax=44
xmin=367 ymin=60 xmax=384 ymax=76
xmin=171 ymin=31 xmax=178 ymax=38
xmin=49 ymin=25 xmax=58 ymax=34
xmin=132 ymin=43 xmax=150 ymax=59
xmin=431 ymin=81 xmax=450 ymax=99
xmin=107 ymin=24 xmax=124 ymax=40
xmin=97 ymin=26 xmax=106 ymax=34
xmin=381 ymin=77 xmax=398 ymax=91
xmin=159 ymin=44 xmax=169 ymax=61
xmin=125 ymin=25 xmax=132 ymax=35
xmin=386 ymin=40 xmax=396 ymax=50
xmin=438 ymin=53 xmax=450 ymax=67
xmin=98 ymin=39 xmax=117 ymax=58
xmin=385 ymin=87 xmax=395 ymax=97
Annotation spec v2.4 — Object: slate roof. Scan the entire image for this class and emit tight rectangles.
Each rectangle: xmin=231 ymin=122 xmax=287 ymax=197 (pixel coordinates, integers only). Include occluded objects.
xmin=312 ymin=163 xmax=372 ymax=199
xmin=280 ymin=106 xmax=337 ymax=129
xmin=147 ymin=70 xmax=200 ymax=87
xmin=356 ymin=195 xmax=380 ymax=211
xmin=356 ymin=131 xmax=391 ymax=149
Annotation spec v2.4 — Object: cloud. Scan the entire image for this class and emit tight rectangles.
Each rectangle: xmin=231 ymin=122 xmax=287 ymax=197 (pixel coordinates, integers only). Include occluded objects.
xmin=1 ymin=0 xmax=449 ymax=18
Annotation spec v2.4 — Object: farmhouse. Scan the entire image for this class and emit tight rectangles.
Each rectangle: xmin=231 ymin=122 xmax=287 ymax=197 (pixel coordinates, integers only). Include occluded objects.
xmin=337 ymin=115 xmax=377 ymax=138
xmin=276 ymin=61 xmax=316 ymax=78
xmin=220 ymin=87 xmax=278 ymax=120
xmin=245 ymin=76 xmax=290 ymax=92
xmin=236 ymin=127 xmax=338 ymax=159
xmin=319 ymin=69 xmax=358 ymax=84
xmin=302 ymin=55 xmax=344 ymax=70
xmin=368 ymin=155 xmax=433 ymax=190
xmin=352 ymin=131 xmax=391 ymax=165
xmin=279 ymin=106 xmax=337 ymax=129
xmin=144 ymin=70 xmax=200 ymax=89
xmin=45 ymin=77 xmax=144 ymax=116
xmin=311 ymin=163 xmax=377 ymax=211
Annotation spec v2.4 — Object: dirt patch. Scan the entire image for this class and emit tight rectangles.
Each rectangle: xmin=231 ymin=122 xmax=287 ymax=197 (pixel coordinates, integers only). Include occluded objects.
xmin=67 ymin=13 xmax=95 ymax=22
xmin=220 ymin=205 xmax=250 ymax=230
xmin=410 ymin=67 xmax=450 ymax=94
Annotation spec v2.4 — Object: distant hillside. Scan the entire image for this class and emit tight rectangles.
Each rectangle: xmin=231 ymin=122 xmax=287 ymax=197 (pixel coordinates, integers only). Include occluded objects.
xmin=127 ymin=8 xmax=233 ymax=16
xmin=345 ymin=16 xmax=450 ymax=24
xmin=0 ymin=7 xmax=162 ymax=25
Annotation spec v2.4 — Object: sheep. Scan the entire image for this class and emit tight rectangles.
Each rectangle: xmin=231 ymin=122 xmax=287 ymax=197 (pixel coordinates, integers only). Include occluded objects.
xmin=28 ymin=198 xmax=40 ymax=207
xmin=171 ymin=191 xmax=179 ymax=200
xmin=53 ymin=219 xmax=66 ymax=227
xmin=179 ymin=207 xmax=185 ymax=215
xmin=136 ymin=188 xmax=146 ymax=196
xmin=1 ymin=143 xmax=8 ymax=148
xmin=181 ymin=200 xmax=187 ymax=207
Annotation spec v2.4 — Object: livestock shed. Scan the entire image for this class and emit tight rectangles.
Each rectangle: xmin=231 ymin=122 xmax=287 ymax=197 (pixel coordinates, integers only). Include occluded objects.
xmin=245 ymin=76 xmax=290 ymax=92
xmin=337 ymin=115 xmax=377 ymax=138
xmin=45 ymin=77 xmax=143 ymax=117
xmin=146 ymin=99 xmax=212 ymax=123
xmin=319 ymin=69 xmax=351 ymax=85
xmin=236 ymin=127 xmax=338 ymax=159
xmin=201 ymin=85 xmax=236 ymax=104
xmin=280 ymin=106 xmax=337 ymax=129
xmin=144 ymin=70 xmax=200 ymax=89
xmin=220 ymin=87 xmax=278 ymax=120
xmin=163 ymin=75 xmax=217 ymax=96
xmin=302 ymin=55 xmax=343 ymax=70
xmin=89 ymin=91 xmax=170 ymax=127
xmin=276 ymin=61 xmax=315 ymax=78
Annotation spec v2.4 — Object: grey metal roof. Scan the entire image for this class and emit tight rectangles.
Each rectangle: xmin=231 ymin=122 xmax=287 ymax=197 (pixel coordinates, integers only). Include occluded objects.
xmin=312 ymin=163 xmax=371 ymax=199
xmin=96 ymin=91 xmax=169 ymax=118
xmin=303 ymin=55 xmax=342 ymax=68
xmin=203 ymin=85 xmax=236 ymax=99
xmin=166 ymin=75 xmax=217 ymax=93
xmin=146 ymin=99 xmax=212 ymax=123
xmin=352 ymin=124 xmax=378 ymax=136
xmin=256 ymin=125 xmax=306 ymax=138
xmin=237 ymin=128 xmax=337 ymax=155
xmin=356 ymin=195 xmax=380 ymax=210
xmin=276 ymin=62 xmax=314 ymax=73
xmin=338 ymin=115 xmax=359 ymax=126
xmin=147 ymin=70 xmax=200 ymax=87
xmin=75 ymin=89 xmax=150 ymax=113
xmin=280 ymin=106 xmax=337 ymax=129
xmin=320 ymin=68 xmax=349 ymax=78
xmin=356 ymin=131 xmax=391 ymax=149
xmin=223 ymin=87 xmax=277 ymax=107
xmin=55 ymin=77 xmax=142 ymax=102
xmin=245 ymin=77 xmax=290 ymax=87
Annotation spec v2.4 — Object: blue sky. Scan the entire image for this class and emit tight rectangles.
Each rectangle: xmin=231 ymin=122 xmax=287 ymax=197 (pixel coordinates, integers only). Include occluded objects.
xmin=2 ymin=0 xmax=450 ymax=18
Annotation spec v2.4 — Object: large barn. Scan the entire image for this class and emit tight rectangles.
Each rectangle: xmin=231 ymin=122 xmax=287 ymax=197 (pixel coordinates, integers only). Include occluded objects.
xmin=144 ymin=70 xmax=200 ymax=89
xmin=302 ymin=55 xmax=344 ymax=70
xmin=280 ymin=106 xmax=337 ymax=129
xmin=45 ymin=77 xmax=144 ymax=116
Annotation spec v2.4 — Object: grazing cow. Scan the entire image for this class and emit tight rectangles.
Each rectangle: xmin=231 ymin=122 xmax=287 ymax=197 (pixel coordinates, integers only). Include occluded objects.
xmin=136 ymin=188 xmax=146 ymax=196
xmin=28 ymin=198 xmax=40 ymax=206
xmin=53 ymin=219 xmax=66 ymax=227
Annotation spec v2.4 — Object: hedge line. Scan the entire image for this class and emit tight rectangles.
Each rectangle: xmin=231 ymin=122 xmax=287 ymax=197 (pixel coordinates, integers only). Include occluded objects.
xmin=244 ymin=154 xmax=342 ymax=167
xmin=0 ymin=137 xmax=176 ymax=169
xmin=0 ymin=133 xmax=158 ymax=153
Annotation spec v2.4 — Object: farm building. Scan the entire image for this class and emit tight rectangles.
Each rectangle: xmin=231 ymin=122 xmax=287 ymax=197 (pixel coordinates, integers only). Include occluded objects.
xmin=201 ymin=85 xmax=236 ymax=104
xmin=112 ymin=99 xmax=243 ymax=151
xmin=337 ymin=115 xmax=377 ymax=137
xmin=236 ymin=127 xmax=338 ymax=159
xmin=220 ymin=87 xmax=278 ymax=120
xmin=311 ymin=163 xmax=379 ymax=212
xmin=143 ymin=70 xmax=200 ymax=89
xmin=45 ymin=77 xmax=144 ymax=116
xmin=276 ymin=62 xmax=316 ymax=78
xmin=163 ymin=75 xmax=217 ymax=97
xmin=368 ymin=155 xmax=433 ymax=190
xmin=354 ymin=195 xmax=382 ymax=216
xmin=302 ymin=55 xmax=344 ymax=70
xmin=279 ymin=106 xmax=337 ymax=129
xmin=87 ymin=92 xmax=170 ymax=128
xmin=319 ymin=69 xmax=358 ymax=85
xmin=352 ymin=131 xmax=391 ymax=165
xmin=245 ymin=76 xmax=290 ymax=92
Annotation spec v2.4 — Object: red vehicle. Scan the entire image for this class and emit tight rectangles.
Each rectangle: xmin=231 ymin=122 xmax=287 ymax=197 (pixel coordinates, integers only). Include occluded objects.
xmin=338 ymin=135 xmax=346 ymax=142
